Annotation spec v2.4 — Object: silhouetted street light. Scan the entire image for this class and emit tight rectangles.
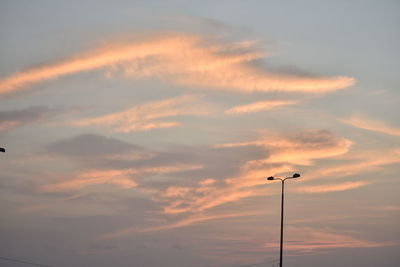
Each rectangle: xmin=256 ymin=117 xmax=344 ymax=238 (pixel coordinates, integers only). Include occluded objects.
xmin=0 ymin=147 xmax=5 ymax=152
xmin=267 ymin=173 xmax=300 ymax=267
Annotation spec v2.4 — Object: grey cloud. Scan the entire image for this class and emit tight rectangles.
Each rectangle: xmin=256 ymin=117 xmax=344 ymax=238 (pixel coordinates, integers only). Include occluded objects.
xmin=135 ymin=144 xmax=268 ymax=189
xmin=260 ymin=61 xmax=317 ymax=77
xmin=89 ymin=243 xmax=119 ymax=251
xmin=0 ymin=106 xmax=60 ymax=132
xmin=43 ymin=133 xmax=268 ymax=193
xmin=287 ymin=129 xmax=345 ymax=147
xmin=45 ymin=134 xmax=143 ymax=158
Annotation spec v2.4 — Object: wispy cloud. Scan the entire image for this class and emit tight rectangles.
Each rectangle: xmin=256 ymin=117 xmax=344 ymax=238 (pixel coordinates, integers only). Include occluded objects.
xmin=296 ymin=181 xmax=370 ymax=193
xmin=225 ymin=100 xmax=298 ymax=115
xmin=72 ymin=94 xmax=208 ymax=132
xmin=304 ymin=148 xmax=400 ymax=180
xmin=160 ymin=164 xmax=292 ymax=215
xmin=159 ymin=130 xmax=351 ymax=217
xmin=0 ymin=33 xmax=355 ymax=97
xmin=46 ymin=133 xmax=144 ymax=158
xmin=40 ymin=169 xmax=138 ymax=192
xmin=101 ymin=211 xmax=263 ymax=239
xmin=0 ymin=106 xmax=61 ymax=132
xmin=216 ymin=130 xmax=352 ymax=166
xmin=40 ymin=164 xmax=202 ymax=192
xmin=263 ymin=227 xmax=395 ymax=251
xmin=341 ymin=114 xmax=400 ymax=136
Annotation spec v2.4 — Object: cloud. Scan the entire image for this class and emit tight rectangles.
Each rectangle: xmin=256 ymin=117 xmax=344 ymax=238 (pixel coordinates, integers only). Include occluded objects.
xmin=0 ymin=106 xmax=60 ymax=132
xmin=158 ymin=163 xmax=292 ymax=215
xmin=225 ymin=100 xmax=298 ymax=115
xmin=216 ymin=130 xmax=352 ymax=165
xmin=40 ymin=169 xmax=138 ymax=192
xmin=18 ymin=129 xmax=356 ymax=233
xmin=35 ymin=134 xmax=207 ymax=193
xmin=72 ymin=94 xmax=208 ymax=132
xmin=164 ymin=131 xmax=350 ymax=213
xmin=0 ymin=33 xmax=355 ymax=97
xmin=40 ymin=164 xmax=202 ymax=192
xmin=262 ymin=226 xmax=395 ymax=252
xmin=156 ymin=130 xmax=351 ymax=218
xmin=101 ymin=211 xmax=263 ymax=239
xmin=30 ymin=130 xmax=359 ymax=236
xmin=341 ymin=114 xmax=400 ymax=136
xmin=146 ymin=145 xmax=292 ymax=215
xmin=296 ymin=181 xmax=370 ymax=193
xmin=46 ymin=133 xmax=143 ymax=158
xmin=304 ymin=148 xmax=400 ymax=180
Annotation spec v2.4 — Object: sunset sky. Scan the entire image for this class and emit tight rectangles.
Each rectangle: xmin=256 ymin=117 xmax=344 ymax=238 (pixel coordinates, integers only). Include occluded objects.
xmin=0 ymin=1 xmax=399 ymax=267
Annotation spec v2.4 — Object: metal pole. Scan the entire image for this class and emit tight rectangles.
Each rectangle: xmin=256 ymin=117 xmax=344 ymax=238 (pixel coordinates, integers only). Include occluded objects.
xmin=268 ymin=173 xmax=299 ymax=267
xmin=279 ymin=180 xmax=285 ymax=267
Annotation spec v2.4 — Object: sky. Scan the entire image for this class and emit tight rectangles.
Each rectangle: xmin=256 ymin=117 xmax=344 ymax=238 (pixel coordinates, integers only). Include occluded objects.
xmin=0 ymin=1 xmax=399 ymax=266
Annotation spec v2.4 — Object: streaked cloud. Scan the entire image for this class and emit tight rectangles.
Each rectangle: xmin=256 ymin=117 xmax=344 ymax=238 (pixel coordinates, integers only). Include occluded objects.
xmin=40 ymin=164 xmax=202 ymax=192
xmin=158 ymin=130 xmax=351 ymax=217
xmin=160 ymin=164 xmax=292 ymax=215
xmin=0 ymin=106 xmax=61 ymax=132
xmin=225 ymin=100 xmax=298 ymax=115
xmin=72 ymin=94 xmax=208 ymax=132
xmin=216 ymin=130 xmax=352 ymax=166
xmin=101 ymin=210 xmax=263 ymax=239
xmin=0 ymin=33 xmax=355 ymax=97
xmin=263 ymin=227 xmax=395 ymax=251
xmin=46 ymin=133 xmax=144 ymax=158
xmin=342 ymin=113 xmax=400 ymax=136
xmin=379 ymin=205 xmax=400 ymax=211
xmin=304 ymin=148 xmax=400 ymax=180
xmin=40 ymin=169 xmax=138 ymax=192
xmin=296 ymin=181 xmax=370 ymax=193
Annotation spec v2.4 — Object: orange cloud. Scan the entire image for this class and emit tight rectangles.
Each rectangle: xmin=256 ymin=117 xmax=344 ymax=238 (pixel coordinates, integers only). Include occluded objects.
xmin=341 ymin=114 xmax=400 ymax=136
xmin=163 ymin=186 xmax=192 ymax=197
xmin=296 ymin=181 xmax=370 ymax=193
xmin=160 ymin=163 xmax=292 ymax=215
xmin=40 ymin=169 xmax=137 ymax=192
xmin=262 ymin=226 xmax=395 ymax=251
xmin=0 ymin=34 xmax=199 ymax=95
xmin=0 ymin=121 xmax=20 ymax=131
xmin=0 ymin=33 xmax=355 ymax=97
xmin=198 ymin=178 xmax=217 ymax=186
xmin=73 ymin=94 xmax=207 ymax=132
xmin=216 ymin=130 xmax=352 ymax=166
xmin=0 ymin=106 xmax=60 ymax=132
xmin=225 ymin=100 xmax=298 ymax=115
xmin=159 ymin=130 xmax=351 ymax=218
xmin=41 ymin=164 xmax=202 ymax=192
xmin=304 ymin=148 xmax=400 ymax=180
xmin=101 ymin=211 xmax=263 ymax=239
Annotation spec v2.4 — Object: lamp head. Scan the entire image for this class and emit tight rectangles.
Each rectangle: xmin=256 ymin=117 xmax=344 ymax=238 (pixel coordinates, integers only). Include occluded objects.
xmin=267 ymin=176 xmax=275 ymax=181
xmin=292 ymin=173 xmax=300 ymax=178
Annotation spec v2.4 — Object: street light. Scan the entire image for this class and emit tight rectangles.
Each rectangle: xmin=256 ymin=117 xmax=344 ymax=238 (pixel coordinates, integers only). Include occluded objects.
xmin=0 ymin=147 xmax=5 ymax=152
xmin=267 ymin=173 xmax=300 ymax=267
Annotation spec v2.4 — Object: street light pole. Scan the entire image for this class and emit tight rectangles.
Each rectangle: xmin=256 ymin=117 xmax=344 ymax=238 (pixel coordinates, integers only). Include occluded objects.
xmin=267 ymin=173 xmax=300 ymax=267
xmin=279 ymin=179 xmax=284 ymax=267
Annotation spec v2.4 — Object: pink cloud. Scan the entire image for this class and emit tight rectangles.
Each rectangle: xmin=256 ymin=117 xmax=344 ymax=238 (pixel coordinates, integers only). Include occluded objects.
xmin=0 ymin=33 xmax=355 ymax=97
xmin=72 ymin=94 xmax=208 ymax=132
xmin=225 ymin=100 xmax=298 ymax=115
xmin=296 ymin=181 xmax=370 ymax=193
xmin=342 ymin=113 xmax=400 ymax=136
